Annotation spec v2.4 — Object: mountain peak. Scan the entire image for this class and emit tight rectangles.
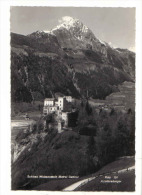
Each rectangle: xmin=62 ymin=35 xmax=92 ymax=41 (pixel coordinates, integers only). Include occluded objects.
xmin=60 ymin=16 xmax=78 ymax=24
xmin=51 ymin=16 xmax=89 ymax=33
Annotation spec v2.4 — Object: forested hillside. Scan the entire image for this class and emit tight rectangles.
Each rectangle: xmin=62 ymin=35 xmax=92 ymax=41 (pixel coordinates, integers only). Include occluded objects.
xmin=11 ymin=17 xmax=135 ymax=103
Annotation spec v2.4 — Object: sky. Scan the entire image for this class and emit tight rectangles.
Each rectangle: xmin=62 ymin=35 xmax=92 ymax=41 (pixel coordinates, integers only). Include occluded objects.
xmin=11 ymin=7 xmax=135 ymax=51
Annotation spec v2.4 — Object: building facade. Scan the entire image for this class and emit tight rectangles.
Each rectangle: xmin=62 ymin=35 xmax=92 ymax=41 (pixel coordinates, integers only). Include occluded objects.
xmin=43 ymin=96 xmax=72 ymax=115
xmin=44 ymin=98 xmax=55 ymax=106
xmin=58 ymin=97 xmax=68 ymax=111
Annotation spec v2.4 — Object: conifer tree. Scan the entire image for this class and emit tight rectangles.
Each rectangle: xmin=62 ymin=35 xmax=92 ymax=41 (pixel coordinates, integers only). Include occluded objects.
xmin=85 ymin=101 xmax=92 ymax=115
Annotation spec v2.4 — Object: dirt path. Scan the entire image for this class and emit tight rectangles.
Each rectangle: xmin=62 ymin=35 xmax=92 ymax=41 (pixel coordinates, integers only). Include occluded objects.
xmin=11 ymin=120 xmax=35 ymax=129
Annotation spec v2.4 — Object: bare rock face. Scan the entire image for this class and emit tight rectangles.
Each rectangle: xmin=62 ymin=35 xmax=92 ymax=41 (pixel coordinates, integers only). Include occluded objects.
xmin=50 ymin=17 xmax=135 ymax=76
xmin=51 ymin=16 xmax=108 ymax=57
xmin=11 ymin=16 xmax=135 ymax=102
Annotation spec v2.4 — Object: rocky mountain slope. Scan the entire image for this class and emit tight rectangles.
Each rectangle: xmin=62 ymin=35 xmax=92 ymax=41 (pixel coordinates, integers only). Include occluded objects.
xmin=11 ymin=16 xmax=135 ymax=102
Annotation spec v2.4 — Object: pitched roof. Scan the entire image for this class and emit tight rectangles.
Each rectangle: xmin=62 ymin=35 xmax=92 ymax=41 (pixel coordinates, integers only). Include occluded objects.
xmin=44 ymin=98 xmax=55 ymax=101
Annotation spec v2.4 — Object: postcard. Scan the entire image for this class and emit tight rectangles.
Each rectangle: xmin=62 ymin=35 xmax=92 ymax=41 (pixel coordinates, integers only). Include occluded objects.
xmin=0 ymin=1 xmax=142 ymax=195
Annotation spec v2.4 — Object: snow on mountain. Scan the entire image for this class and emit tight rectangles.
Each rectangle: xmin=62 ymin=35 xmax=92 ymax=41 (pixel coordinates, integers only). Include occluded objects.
xmin=28 ymin=16 xmax=108 ymax=52
xmin=51 ymin=16 xmax=89 ymax=33
xmin=43 ymin=16 xmax=104 ymax=51
xmin=28 ymin=16 xmax=134 ymax=57
xmin=26 ymin=16 xmax=135 ymax=73
xmin=27 ymin=30 xmax=55 ymax=39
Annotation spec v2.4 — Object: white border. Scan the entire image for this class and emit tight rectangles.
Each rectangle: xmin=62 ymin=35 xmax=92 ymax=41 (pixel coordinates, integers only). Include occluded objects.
xmin=0 ymin=1 xmax=142 ymax=195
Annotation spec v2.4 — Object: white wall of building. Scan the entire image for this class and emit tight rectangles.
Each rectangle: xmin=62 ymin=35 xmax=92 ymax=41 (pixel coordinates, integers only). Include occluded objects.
xmin=43 ymin=96 xmax=72 ymax=114
xmin=44 ymin=99 xmax=55 ymax=106
xmin=65 ymin=96 xmax=72 ymax=102
xmin=43 ymin=106 xmax=58 ymax=114
xmin=58 ymin=97 xmax=65 ymax=111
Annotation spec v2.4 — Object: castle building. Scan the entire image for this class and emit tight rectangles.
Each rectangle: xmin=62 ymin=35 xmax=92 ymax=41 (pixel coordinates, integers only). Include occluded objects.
xmin=43 ymin=96 xmax=71 ymax=115
xmin=43 ymin=96 xmax=78 ymax=133
xmin=58 ymin=97 xmax=68 ymax=111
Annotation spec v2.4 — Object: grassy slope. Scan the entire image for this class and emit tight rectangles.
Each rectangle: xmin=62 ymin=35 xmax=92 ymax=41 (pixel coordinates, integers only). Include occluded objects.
xmin=11 ymin=101 xmax=43 ymax=119
xmin=32 ymin=156 xmax=135 ymax=191
xmin=76 ymin=169 xmax=135 ymax=191
xmin=91 ymin=156 xmax=135 ymax=174
xmin=106 ymin=81 xmax=135 ymax=110
xmin=89 ymin=81 xmax=135 ymax=111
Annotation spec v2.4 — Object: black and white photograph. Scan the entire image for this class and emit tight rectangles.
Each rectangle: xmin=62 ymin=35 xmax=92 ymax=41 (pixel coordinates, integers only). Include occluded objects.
xmin=10 ymin=6 xmax=136 ymax=192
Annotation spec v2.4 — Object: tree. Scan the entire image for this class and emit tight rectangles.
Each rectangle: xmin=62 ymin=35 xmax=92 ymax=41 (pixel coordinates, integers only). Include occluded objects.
xmin=110 ymin=108 xmax=115 ymax=116
xmin=80 ymin=100 xmax=84 ymax=107
xmin=86 ymin=136 xmax=98 ymax=173
xmin=85 ymin=101 xmax=92 ymax=115
xmin=127 ymin=108 xmax=132 ymax=114
xmin=115 ymin=117 xmax=129 ymax=156
xmin=31 ymin=123 xmax=37 ymax=133
xmin=127 ymin=113 xmax=135 ymax=155
xmin=87 ymin=136 xmax=96 ymax=157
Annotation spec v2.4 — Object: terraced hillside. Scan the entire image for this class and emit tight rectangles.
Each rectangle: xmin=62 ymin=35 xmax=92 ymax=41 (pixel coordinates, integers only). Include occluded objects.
xmin=106 ymin=81 xmax=135 ymax=110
